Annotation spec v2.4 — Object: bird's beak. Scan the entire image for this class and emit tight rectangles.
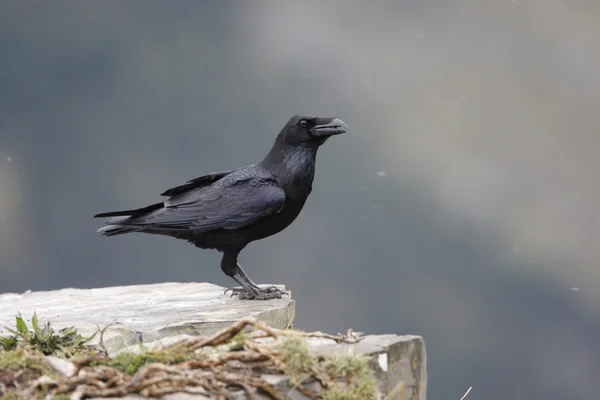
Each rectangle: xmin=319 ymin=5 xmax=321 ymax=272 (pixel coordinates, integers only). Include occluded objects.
xmin=311 ymin=118 xmax=348 ymax=137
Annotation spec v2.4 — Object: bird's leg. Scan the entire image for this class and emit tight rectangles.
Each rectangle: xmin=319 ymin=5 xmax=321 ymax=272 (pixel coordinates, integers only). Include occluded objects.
xmin=232 ymin=262 xmax=260 ymax=288
xmin=232 ymin=262 xmax=288 ymax=299
xmin=224 ymin=263 xmax=287 ymax=300
xmin=220 ymin=253 xmax=286 ymax=300
xmin=221 ymin=253 xmax=259 ymax=295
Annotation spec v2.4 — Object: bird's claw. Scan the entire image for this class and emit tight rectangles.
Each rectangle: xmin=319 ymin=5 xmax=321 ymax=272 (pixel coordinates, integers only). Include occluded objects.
xmin=238 ymin=286 xmax=287 ymax=300
xmin=224 ymin=286 xmax=244 ymax=297
xmin=224 ymin=285 xmax=288 ymax=300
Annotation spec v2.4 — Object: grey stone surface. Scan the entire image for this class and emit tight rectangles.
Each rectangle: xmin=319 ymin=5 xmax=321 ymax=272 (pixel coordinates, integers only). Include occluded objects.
xmin=45 ymin=355 xmax=77 ymax=377
xmin=0 ymin=282 xmax=294 ymax=355
xmin=304 ymin=334 xmax=427 ymax=400
xmin=1 ymin=282 xmax=426 ymax=399
xmin=116 ymin=332 xmax=427 ymax=400
xmin=255 ymin=333 xmax=428 ymax=400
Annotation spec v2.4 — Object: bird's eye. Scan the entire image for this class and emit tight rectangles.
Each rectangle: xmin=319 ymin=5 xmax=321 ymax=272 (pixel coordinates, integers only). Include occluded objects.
xmin=299 ymin=120 xmax=308 ymax=128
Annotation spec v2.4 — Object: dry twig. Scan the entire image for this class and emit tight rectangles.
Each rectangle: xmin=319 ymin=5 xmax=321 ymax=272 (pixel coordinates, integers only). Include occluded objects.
xmin=460 ymin=386 xmax=473 ymax=400
xmin=1 ymin=316 xmax=370 ymax=399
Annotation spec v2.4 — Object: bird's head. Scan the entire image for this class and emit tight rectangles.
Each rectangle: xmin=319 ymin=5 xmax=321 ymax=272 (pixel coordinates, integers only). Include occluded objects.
xmin=281 ymin=115 xmax=348 ymax=146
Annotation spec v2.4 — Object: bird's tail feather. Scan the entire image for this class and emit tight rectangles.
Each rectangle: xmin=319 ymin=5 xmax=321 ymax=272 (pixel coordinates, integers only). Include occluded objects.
xmin=97 ymin=224 xmax=143 ymax=237
xmin=93 ymin=202 xmax=164 ymax=219
xmin=94 ymin=202 xmax=164 ymax=236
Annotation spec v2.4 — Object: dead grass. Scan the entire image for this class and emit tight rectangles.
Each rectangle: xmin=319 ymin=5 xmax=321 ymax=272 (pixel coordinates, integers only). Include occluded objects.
xmin=1 ymin=316 xmax=377 ymax=399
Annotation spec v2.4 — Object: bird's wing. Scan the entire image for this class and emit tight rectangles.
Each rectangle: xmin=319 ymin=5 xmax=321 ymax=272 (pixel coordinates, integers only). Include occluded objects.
xmin=136 ymin=173 xmax=286 ymax=232
xmin=160 ymin=170 xmax=233 ymax=197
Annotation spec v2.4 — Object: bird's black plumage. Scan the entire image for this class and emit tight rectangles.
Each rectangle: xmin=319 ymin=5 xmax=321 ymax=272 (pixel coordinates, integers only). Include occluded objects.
xmin=94 ymin=115 xmax=347 ymax=300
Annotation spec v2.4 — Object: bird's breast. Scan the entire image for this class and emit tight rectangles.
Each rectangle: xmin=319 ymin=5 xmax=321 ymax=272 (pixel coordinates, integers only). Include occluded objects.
xmin=272 ymin=196 xmax=309 ymax=226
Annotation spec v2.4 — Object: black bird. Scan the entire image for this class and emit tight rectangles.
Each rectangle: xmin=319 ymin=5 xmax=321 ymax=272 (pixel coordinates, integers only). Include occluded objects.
xmin=94 ymin=115 xmax=347 ymax=300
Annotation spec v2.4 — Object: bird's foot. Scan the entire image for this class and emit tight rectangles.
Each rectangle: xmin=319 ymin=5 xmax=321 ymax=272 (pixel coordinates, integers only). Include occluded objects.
xmin=224 ymin=285 xmax=288 ymax=300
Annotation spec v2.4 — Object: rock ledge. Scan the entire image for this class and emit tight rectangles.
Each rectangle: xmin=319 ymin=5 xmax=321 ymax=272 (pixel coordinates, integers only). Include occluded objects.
xmin=0 ymin=282 xmax=426 ymax=399
xmin=0 ymin=282 xmax=294 ymax=354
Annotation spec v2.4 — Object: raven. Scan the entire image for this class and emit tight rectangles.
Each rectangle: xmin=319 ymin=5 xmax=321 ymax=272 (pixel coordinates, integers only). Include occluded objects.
xmin=94 ymin=115 xmax=347 ymax=300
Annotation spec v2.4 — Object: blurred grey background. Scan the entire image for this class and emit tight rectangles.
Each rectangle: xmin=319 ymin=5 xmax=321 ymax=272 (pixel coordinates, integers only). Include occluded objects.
xmin=1 ymin=1 xmax=599 ymax=399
